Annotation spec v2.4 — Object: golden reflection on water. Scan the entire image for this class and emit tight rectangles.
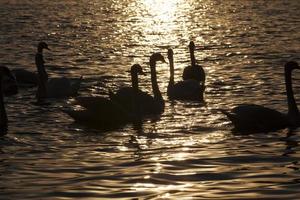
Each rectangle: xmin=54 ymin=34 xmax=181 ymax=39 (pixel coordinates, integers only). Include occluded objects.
xmin=137 ymin=0 xmax=190 ymax=46
xmin=131 ymin=182 xmax=193 ymax=195
xmin=142 ymin=0 xmax=181 ymax=22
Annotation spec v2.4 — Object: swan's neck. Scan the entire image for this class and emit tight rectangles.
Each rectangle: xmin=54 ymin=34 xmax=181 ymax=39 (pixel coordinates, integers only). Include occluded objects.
xmin=285 ymin=68 xmax=299 ymax=117
xmin=150 ymin=63 xmax=163 ymax=104
xmin=0 ymin=80 xmax=8 ymax=135
xmin=36 ymin=52 xmax=48 ymax=100
xmin=131 ymin=72 xmax=139 ymax=91
xmin=38 ymin=48 xmax=43 ymax=53
xmin=35 ymin=51 xmax=47 ymax=76
xmin=131 ymin=72 xmax=142 ymax=119
xmin=189 ymin=47 xmax=196 ymax=67
xmin=168 ymin=55 xmax=175 ymax=87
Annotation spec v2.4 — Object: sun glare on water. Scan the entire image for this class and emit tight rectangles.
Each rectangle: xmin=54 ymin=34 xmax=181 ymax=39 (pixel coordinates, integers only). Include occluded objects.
xmin=142 ymin=0 xmax=181 ymax=22
xmin=136 ymin=0 xmax=190 ymax=46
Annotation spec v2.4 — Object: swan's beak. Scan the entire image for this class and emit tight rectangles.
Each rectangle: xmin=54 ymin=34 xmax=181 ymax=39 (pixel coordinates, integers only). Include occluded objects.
xmin=160 ymin=57 xmax=167 ymax=64
xmin=44 ymin=44 xmax=50 ymax=50
xmin=140 ymin=71 xmax=146 ymax=76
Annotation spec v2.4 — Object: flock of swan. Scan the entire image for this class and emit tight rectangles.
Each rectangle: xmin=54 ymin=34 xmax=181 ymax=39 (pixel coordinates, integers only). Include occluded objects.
xmin=0 ymin=41 xmax=299 ymax=135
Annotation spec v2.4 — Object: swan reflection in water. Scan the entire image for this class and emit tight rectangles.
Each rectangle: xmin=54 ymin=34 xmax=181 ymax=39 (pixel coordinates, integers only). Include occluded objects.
xmin=222 ymin=61 xmax=300 ymax=134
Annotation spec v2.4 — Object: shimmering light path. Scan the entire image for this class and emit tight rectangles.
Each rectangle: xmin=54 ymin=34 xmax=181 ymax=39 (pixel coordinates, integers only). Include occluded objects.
xmin=0 ymin=0 xmax=299 ymax=199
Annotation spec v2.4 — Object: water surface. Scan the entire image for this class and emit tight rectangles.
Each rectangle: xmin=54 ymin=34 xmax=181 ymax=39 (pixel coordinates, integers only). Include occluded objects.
xmin=0 ymin=0 xmax=300 ymax=199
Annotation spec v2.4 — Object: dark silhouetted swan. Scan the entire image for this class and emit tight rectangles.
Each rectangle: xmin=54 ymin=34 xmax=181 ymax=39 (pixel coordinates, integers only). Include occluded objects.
xmin=222 ymin=61 xmax=300 ymax=134
xmin=64 ymin=97 xmax=132 ymax=130
xmin=182 ymin=41 xmax=206 ymax=84
xmin=110 ymin=53 xmax=165 ymax=116
xmin=0 ymin=66 xmax=18 ymax=135
xmin=64 ymin=64 xmax=145 ymax=129
xmin=35 ymin=42 xmax=81 ymax=101
xmin=167 ymin=48 xmax=204 ymax=101
xmin=12 ymin=68 xmax=38 ymax=87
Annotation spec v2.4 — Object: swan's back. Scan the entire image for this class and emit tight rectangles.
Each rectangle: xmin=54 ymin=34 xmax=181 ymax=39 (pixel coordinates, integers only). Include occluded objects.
xmin=110 ymin=87 xmax=161 ymax=115
xmin=168 ymin=80 xmax=204 ymax=101
xmin=11 ymin=69 xmax=37 ymax=86
xmin=182 ymin=64 xmax=205 ymax=82
xmin=47 ymin=77 xmax=81 ymax=98
xmin=223 ymin=104 xmax=288 ymax=133
xmin=65 ymin=96 xmax=131 ymax=129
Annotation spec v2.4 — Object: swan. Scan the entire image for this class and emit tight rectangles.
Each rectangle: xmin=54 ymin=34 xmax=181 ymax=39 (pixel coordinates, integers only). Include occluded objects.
xmin=0 ymin=66 xmax=18 ymax=135
xmin=182 ymin=41 xmax=206 ymax=84
xmin=167 ymin=48 xmax=204 ymax=101
xmin=222 ymin=61 xmax=300 ymax=134
xmin=64 ymin=64 xmax=146 ymax=129
xmin=64 ymin=97 xmax=132 ymax=130
xmin=34 ymin=42 xmax=82 ymax=101
xmin=110 ymin=53 xmax=165 ymax=116
xmin=11 ymin=68 xmax=38 ymax=87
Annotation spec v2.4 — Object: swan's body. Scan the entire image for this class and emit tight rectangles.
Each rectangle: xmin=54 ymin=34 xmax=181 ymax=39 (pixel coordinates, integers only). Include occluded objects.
xmin=110 ymin=88 xmax=159 ymax=116
xmin=64 ymin=97 xmax=132 ymax=130
xmin=65 ymin=64 xmax=146 ymax=129
xmin=110 ymin=53 xmax=165 ymax=116
xmin=12 ymin=68 xmax=38 ymax=87
xmin=167 ymin=49 xmax=204 ymax=101
xmin=0 ymin=66 xmax=18 ymax=135
xmin=222 ymin=104 xmax=288 ymax=133
xmin=223 ymin=61 xmax=300 ymax=133
xmin=35 ymin=42 xmax=81 ymax=101
xmin=12 ymin=68 xmax=81 ymax=95
xmin=46 ymin=77 xmax=82 ymax=98
xmin=182 ymin=41 xmax=205 ymax=83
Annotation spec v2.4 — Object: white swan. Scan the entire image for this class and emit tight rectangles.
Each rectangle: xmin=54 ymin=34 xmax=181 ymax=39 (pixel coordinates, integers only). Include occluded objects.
xmin=64 ymin=64 xmax=146 ymax=129
xmin=182 ymin=41 xmax=206 ymax=84
xmin=34 ymin=42 xmax=81 ymax=100
xmin=167 ymin=48 xmax=204 ymax=101
xmin=0 ymin=66 xmax=18 ymax=135
xmin=110 ymin=53 xmax=165 ymax=116
xmin=222 ymin=61 xmax=300 ymax=133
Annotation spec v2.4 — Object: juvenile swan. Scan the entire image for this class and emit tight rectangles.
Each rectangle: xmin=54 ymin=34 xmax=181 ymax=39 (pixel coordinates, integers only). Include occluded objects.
xmin=167 ymin=49 xmax=204 ymax=101
xmin=182 ymin=41 xmax=206 ymax=84
xmin=0 ymin=66 xmax=18 ymax=135
xmin=222 ymin=61 xmax=300 ymax=133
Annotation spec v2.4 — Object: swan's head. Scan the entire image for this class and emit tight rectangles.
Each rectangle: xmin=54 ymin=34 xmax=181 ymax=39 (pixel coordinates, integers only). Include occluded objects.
xmin=189 ymin=41 xmax=195 ymax=50
xmin=0 ymin=66 xmax=18 ymax=96
xmin=285 ymin=61 xmax=299 ymax=71
xmin=150 ymin=53 xmax=166 ymax=67
xmin=167 ymin=49 xmax=174 ymax=60
xmin=131 ymin=64 xmax=145 ymax=76
xmin=38 ymin=42 xmax=50 ymax=51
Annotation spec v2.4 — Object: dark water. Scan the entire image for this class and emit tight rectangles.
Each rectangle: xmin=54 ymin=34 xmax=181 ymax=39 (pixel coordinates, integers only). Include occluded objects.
xmin=0 ymin=0 xmax=300 ymax=199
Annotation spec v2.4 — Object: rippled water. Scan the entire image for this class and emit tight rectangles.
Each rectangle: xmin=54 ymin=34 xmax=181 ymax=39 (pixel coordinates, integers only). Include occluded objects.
xmin=0 ymin=0 xmax=300 ymax=199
